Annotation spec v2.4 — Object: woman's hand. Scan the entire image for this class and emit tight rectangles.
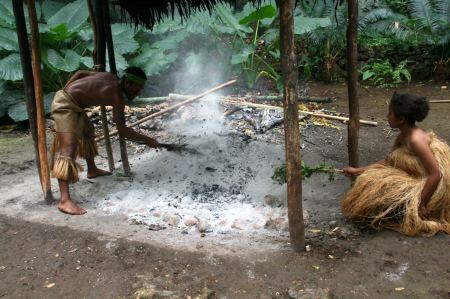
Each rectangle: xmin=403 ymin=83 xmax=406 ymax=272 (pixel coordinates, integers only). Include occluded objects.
xmin=342 ymin=167 xmax=361 ymax=177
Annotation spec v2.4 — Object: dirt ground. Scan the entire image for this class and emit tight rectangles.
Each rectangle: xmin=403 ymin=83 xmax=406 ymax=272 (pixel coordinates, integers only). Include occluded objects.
xmin=0 ymin=81 xmax=449 ymax=299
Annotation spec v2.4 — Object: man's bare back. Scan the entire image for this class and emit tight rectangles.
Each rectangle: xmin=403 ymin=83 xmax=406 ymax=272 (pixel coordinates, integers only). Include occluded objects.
xmin=65 ymin=71 xmax=121 ymax=108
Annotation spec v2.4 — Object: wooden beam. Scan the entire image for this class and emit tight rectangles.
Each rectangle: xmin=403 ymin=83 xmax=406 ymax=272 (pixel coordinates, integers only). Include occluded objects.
xmin=280 ymin=0 xmax=305 ymax=251
xmin=93 ymin=0 xmax=115 ymax=172
xmin=346 ymin=0 xmax=360 ymax=168
xmin=102 ymin=0 xmax=131 ymax=176
xmin=26 ymin=0 xmax=53 ymax=202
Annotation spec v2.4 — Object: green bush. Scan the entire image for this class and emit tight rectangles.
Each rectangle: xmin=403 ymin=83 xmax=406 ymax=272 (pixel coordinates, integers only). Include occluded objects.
xmin=361 ymin=59 xmax=411 ymax=87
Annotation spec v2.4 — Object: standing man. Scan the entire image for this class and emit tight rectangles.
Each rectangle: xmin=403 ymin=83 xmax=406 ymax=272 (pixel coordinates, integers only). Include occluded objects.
xmin=51 ymin=66 xmax=162 ymax=215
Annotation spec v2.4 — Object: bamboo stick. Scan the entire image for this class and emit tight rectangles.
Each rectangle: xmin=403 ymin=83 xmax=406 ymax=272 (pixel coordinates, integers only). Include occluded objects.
xmin=27 ymin=0 xmax=53 ymax=202
xmin=93 ymin=0 xmax=115 ymax=172
xmin=103 ymin=0 xmax=130 ymax=176
xmin=224 ymin=100 xmax=378 ymax=126
xmin=429 ymin=100 xmax=450 ymax=103
xmin=133 ymin=94 xmax=331 ymax=105
xmin=96 ymin=79 xmax=237 ymax=141
xmin=13 ymin=0 xmax=43 ymax=189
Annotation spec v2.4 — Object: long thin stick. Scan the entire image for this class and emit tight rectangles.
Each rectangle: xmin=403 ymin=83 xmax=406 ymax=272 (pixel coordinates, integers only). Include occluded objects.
xmin=429 ymin=100 xmax=450 ymax=103
xmin=95 ymin=79 xmax=237 ymax=141
xmin=224 ymin=100 xmax=378 ymax=126
xmin=27 ymin=0 xmax=53 ymax=202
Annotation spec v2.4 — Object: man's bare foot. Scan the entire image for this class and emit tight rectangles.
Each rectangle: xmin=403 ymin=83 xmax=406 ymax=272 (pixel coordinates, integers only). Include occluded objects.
xmin=87 ymin=168 xmax=112 ymax=179
xmin=58 ymin=200 xmax=86 ymax=215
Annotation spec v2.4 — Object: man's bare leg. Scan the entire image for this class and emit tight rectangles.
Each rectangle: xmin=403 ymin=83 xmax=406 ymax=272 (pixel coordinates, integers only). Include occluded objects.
xmin=58 ymin=179 xmax=86 ymax=215
xmin=56 ymin=132 xmax=86 ymax=215
xmin=86 ymin=157 xmax=111 ymax=178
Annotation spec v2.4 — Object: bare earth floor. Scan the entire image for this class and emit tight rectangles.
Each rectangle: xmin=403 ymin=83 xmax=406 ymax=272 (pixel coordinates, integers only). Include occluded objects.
xmin=0 ymin=82 xmax=449 ymax=298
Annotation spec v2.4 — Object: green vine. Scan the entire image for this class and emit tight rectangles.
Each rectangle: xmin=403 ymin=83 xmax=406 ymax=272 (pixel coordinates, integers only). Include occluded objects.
xmin=272 ymin=162 xmax=336 ymax=185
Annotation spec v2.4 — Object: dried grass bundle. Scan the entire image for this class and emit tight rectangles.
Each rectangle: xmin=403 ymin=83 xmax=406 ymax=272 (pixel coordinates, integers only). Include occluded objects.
xmin=342 ymin=133 xmax=450 ymax=236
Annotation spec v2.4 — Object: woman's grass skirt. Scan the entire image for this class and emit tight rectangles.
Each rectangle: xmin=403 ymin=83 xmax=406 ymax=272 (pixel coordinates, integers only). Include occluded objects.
xmin=342 ymin=133 xmax=450 ymax=236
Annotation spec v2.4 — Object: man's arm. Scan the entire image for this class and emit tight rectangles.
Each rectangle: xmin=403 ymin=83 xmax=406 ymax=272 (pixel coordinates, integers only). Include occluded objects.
xmin=112 ymin=99 xmax=160 ymax=147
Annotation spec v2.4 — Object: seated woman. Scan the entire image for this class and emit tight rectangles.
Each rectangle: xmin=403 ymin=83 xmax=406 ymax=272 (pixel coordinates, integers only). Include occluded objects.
xmin=341 ymin=92 xmax=450 ymax=236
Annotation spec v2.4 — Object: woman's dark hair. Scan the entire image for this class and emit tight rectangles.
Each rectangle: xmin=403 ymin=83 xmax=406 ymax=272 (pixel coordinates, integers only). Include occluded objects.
xmin=390 ymin=92 xmax=429 ymax=125
xmin=124 ymin=66 xmax=147 ymax=80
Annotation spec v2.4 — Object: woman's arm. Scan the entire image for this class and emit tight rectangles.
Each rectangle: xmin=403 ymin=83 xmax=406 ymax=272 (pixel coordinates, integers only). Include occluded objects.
xmin=342 ymin=135 xmax=400 ymax=176
xmin=409 ymin=131 xmax=441 ymax=219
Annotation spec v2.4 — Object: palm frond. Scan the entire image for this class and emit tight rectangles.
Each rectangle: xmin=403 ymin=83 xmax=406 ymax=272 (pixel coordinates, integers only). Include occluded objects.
xmin=408 ymin=0 xmax=436 ymax=30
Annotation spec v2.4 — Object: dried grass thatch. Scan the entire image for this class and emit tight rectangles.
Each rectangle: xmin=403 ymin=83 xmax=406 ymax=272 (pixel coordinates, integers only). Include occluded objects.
xmin=342 ymin=132 xmax=450 ymax=236
xmin=117 ymin=0 xmax=260 ymax=29
xmin=116 ymin=0 xmax=344 ymax=29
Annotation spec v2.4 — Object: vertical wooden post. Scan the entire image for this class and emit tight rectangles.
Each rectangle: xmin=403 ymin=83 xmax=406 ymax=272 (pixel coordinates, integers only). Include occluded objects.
xmin=93 ymin=0 xmax=115 ymax=172
xmin=280 ymin=0 xmax=305 ymax=251
xmin=12 ymin=0 xmax=42 ymax=184
xmin=26 ymin=0 xmax=53 ymax=202
xmin=347 ymin=0 xmax=360 ymax=167
xmin=102 ymin=0 xmax=131 ymax=176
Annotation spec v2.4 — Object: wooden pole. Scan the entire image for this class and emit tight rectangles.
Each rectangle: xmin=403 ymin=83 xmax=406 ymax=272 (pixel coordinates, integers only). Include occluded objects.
xmin=95 ymin=79 xmax=237 ymax=141
xmin=347 ymin=0 xmax=360 ymax=168
xmin=93 ymin=0 xmax=115 ymax=172
xmin=26 ymin=0 xmax=53 ymax=202
xmin=12 ymin=0 xmax=42 ymax=185
xmin=102 ymin=0 xmax=131 ymax=176
xmin=280 ymin=0 xmax=305 ymax=251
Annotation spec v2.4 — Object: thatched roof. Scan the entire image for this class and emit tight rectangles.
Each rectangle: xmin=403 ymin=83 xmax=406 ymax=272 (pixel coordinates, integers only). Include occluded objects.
xmin=117 ymin=0 xmax=263 ymax=29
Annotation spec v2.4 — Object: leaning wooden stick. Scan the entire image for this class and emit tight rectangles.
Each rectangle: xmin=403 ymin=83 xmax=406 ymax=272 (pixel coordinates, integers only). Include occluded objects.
xmin=224 ymin=100 xmax=378 ymax=126
xmin=96 ymin=79 xmax=237 ymax=141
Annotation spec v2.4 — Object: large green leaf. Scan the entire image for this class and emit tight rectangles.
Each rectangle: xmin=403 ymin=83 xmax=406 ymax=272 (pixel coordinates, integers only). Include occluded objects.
xmin=46 ymin=49 xmax=81 ymax=72
xmin=151 ymin=30 xmax=190 ymax=51
xmin=46 ymin=0 xmax=88 ymax=32
xmin=0 ymin=27 xmax=18 ymax=51
xmin=231 ymin=46 xmax=255 ymax=65
xmin=239 ymin=5 xmax=277 ymax=25
xmin=0 ymin=53 xmax=23 ymax=81
xmin=6 ymin=92 xmax=54 ymax=121
xmin=185 ymin=10 xmax=215 ymax=34
xmin=131 ymin=46 xmax=178 ymax=76
xmin=216 ymin=4 xmax=253 ymax=38
xmin=0 ymin=84 xmax=18 ymax=118
xmin=294 ymin=16 xmax=331 ymax=35
xmin=42 ymin=0 xmax=65 ymax=21
xmin=0 ymin=0 xmax=15 ymax=29
xmin=111 ymin=23 xmax=139 ymax=55
xmin=151 ymin=15 xmax=185 ymax=34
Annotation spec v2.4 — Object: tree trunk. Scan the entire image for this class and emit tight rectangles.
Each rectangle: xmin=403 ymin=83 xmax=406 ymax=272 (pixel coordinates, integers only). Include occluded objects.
xmin=279 ymin=0 xmax=305 ymax=251
xmin=26 ymin=0 xmax=53 ymax=202
xmin=12 ymin=0 xmax=42 ymax=187
xmin=346 ymin=0 xmax=360 ymax=167
xmin=93 ymin=0 xmax=115 ymax=172
xmin=102 ymin=0 xmax=131 ymax=176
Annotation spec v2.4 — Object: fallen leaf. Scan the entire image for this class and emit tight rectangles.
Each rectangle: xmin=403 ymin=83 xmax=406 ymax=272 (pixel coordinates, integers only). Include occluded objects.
xmin=308 ymin=229 xmax=321 ymax=234
xmin=395 ymin=287 xmax=405 ymax=291
xmin=44 ymin=283 xmax=55 ymax=288
xmin=68 ymin=248 xmax=78 ymax=253
xmin=328 ymin=255 xmax=335 ymax=259
xmin=312 ymin=265 xmax=320 ymax=270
